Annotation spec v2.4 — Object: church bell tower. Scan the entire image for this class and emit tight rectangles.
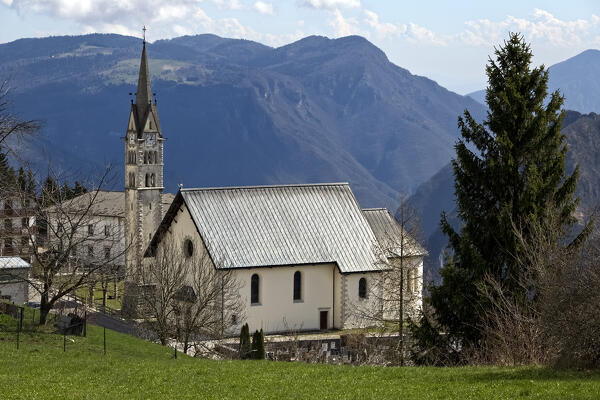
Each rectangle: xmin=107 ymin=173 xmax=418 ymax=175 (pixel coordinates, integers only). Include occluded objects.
xmin=122 ymin=32 xmax=165 ymax=317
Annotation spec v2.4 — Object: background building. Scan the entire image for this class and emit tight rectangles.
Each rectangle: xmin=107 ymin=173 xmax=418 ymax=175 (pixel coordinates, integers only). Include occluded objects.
xmin=0 ymin=256 xmax=31 ymax=304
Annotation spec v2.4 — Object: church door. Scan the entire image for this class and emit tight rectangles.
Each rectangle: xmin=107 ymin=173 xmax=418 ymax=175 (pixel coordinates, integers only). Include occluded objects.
xmin=320 ymin=310 xmax=328 ymax=330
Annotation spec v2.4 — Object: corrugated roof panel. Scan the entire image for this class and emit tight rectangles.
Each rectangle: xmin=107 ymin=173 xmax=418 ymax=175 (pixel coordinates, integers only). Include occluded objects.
xmin=0 ymin=257 xmax=31 ymax=269
xmin=362 ymin=208 xmax=427 ymax=257
xmin=181 ymin=183 xmax=383 ymax=273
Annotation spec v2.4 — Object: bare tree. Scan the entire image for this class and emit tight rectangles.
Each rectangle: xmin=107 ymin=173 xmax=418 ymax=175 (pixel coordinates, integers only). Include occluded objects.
xmin=0 ymin=80 xmax=39 ymax=151
xmin=355 ymin=197 xmax=427 ymax=365
xmin=475 ymin=207 xmax=600 ymax=367
xmin=14 ymin=169 xmax=127 ymax=324
xmin=140 ymin=236 xmax=243 ymax=351
xmin=139 ymin=238 xmax=188 ymax=346
xmin=173 ymin=252 xmax=243 ymax=354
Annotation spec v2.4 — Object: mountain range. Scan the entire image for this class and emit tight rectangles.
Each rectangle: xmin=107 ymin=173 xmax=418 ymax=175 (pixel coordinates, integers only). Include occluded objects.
xmin=2 ymin=33 xmax=599 ymax=282
xmin=0 ymin=33 xmax=486 ymax=208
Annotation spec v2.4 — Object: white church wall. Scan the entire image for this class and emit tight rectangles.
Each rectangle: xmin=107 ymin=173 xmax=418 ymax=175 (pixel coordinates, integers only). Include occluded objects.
xmin=343 ymin=271 xmax=383 ymax=329
xmin=334 ymin=267 xmax=343 ymax=329
xmin=234 ymin=263 xmax=337 ymax=334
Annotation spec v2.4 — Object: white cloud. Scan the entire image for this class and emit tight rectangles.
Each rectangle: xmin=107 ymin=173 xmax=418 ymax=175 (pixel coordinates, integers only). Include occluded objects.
xmin=152 ymin=4 xmax=191 ymax=23
xmin=461 ymin=9 xmax=600 ymax=47
xmin=83 ymin=23 xmax=138 ymax=37
xmin=363 ymin=9 xmax=404 ymax=39
xmin=406 ymin=23 xmax=446 ymax=45
xmin=302 ymin=0 xmax=360 ymax=11
xmin=210 ymin=0 xmax=243 ymax=10
xmin=328 ymin=8 xmax=363 ymax=37
xmin=253 ymin=1 xmax=274 ymax=15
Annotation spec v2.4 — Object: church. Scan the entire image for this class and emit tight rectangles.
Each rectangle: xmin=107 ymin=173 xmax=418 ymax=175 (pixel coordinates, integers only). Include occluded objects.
xmin=122 ymin=38 xmax=425 ymax=333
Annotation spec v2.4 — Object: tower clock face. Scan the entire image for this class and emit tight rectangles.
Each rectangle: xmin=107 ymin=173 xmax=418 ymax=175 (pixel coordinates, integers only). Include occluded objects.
xmin=147 ymin=133 xmax=156 ymax=146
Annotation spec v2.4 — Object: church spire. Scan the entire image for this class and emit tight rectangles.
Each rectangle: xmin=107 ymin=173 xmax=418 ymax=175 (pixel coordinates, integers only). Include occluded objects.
xmin=135 ymin=27 xmax=152 ymax=120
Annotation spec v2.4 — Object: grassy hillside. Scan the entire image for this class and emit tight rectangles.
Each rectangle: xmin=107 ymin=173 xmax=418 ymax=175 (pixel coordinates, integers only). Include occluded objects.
xmin=1 ymin=322 xmax=600 ymax=399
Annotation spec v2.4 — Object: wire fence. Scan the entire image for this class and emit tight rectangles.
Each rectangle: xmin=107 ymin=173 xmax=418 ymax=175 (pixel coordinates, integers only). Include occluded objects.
xmin=0 ymin=300 xmax=92 ymax=352
xmin=0 ymin=299 xmax=162 ymax=357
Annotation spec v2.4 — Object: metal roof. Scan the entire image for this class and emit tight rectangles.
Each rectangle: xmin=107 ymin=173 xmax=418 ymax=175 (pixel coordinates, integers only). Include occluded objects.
xmin=180 ymin=183 xmax=385 ymax=273
xmin=0 ymin=256 xmax=31 ymax=269
xmin=362 ymin=208 xmax=428 ymax=257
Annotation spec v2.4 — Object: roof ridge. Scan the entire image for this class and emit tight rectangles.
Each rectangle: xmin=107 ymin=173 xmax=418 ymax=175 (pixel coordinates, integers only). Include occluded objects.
xmin=180 ymin=182 xmax=350 ymax=192
xmin=362 ymin=207 xmax=388 ymax=211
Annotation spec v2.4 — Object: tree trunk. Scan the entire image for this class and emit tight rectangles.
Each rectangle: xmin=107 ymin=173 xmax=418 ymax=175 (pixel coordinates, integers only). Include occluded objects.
xmin=88 ymin=284 xmax=95 ymax=306
xmin=39 ymin=292 xmax=51 ymax=325
xmin=102 ymin=288 xmax=107 ymax=311
xmin=399 ymin=267 xmax=404 ymax=366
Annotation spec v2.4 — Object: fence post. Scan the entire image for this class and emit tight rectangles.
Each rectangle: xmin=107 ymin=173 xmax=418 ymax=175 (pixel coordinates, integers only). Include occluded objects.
xmin=84 ymin=311 xmax=87 ymax=337
xmin=63 ymin=330 xmax=66 ymax=352
xmin=19 ymin=307 xmax=23 ymax=331
xmin=32 ymin=309 xmax=35 ymax=325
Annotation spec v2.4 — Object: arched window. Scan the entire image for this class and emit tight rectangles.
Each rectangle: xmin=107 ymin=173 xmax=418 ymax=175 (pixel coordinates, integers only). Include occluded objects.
xmin=150 ymin=173 xmax=156 ymax=186
xmin=133 ymin=152 xmax=136 ymax=164
xmin=154 ymin=151 xmax=158 ymax=164
xmin=145 ymin=174 xmax=150 ymax=187
xmin=184 ymin=239 xmax=194 ymax=258
xmin=358 ymin=277 xmax=367 ymax=299
xmin=251 ymin=274 xmax=260 ymax=304
xmin=293 ymin=271 xmax=302 ymax=301
xmin=149 ymin=151 xmax=154 ymax=164
xmin=144 ymin=152 xmax=148 ymax=164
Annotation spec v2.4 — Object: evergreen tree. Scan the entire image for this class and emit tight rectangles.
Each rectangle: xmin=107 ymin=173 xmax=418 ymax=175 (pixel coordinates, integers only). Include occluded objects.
xmin=257 ymin=329 xmax=265 ymax=360
xmin=0 ymin=146 xmax=16 ymax=190
xmin=239 ymin=323 xmax=251 ymax=359
xmin=61 ymin=183 xmax=73 ymax=200
xmin=251 ymin=329 xmax=265 ymax=360
xmin=41 ymin=175 xmax=59 ymax=207
xmin=17 ymin=167 xmax=26 ymax=191
xmin=73 ymin=181 xmax=88 ymax=196
xmin=25 ymin=170 xmax=35 ymax=195
xmin=429 ymin=33 xmax=584 ymax=346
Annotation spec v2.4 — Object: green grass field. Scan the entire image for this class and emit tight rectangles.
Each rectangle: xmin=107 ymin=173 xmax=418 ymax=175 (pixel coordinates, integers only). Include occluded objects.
xmin=73 ymin=281 xmax=124 ymax=310
xmin=1 ymin=315 xmax=599 ymax=399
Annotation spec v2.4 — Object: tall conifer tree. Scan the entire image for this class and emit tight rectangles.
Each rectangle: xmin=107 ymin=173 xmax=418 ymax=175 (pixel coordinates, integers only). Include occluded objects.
xmin=429 ymin=33 xmax=582 ymax=345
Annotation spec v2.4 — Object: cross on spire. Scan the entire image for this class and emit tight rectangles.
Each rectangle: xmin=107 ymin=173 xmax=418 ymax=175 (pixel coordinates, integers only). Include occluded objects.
xmin=142 ymin=25 xmax=146 ymax=43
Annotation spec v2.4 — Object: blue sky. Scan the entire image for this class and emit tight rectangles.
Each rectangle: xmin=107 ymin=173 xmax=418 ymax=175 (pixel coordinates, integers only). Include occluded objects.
xmin=1 ymin=0 xmax=598 ymax=94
